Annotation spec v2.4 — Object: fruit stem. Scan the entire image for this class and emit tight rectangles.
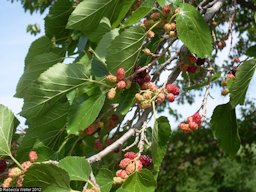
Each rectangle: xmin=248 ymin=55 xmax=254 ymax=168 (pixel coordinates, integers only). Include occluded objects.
xmin=10 ymin=154 xmax=24 ymax=171
xmin=169 ymin=12 xmax=179 ymax=22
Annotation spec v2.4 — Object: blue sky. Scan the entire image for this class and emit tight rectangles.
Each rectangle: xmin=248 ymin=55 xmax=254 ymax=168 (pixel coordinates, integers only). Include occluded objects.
xmin=0 ymin=1 xmax=45 ymax=117
xmin=0 ymin=1 xmax=255 ymax=128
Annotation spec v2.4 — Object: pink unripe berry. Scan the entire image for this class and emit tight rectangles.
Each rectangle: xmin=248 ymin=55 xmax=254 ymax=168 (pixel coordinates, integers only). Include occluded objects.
xmin=192 ymin=113 xmax=202 ymax=126
xmin=116 ymin=68 xmax=125 ymax=81
xmin=116 ymin=169 xmax=128 ymax=179
xmin=234 ymin=57 xmax=240 ymax=63
xmin=106 ymin=74 xmax=117 ymax=83
xmin=29 ymin=150 xmax=38 ymax=163
xmin=107 ymin=88 xmax=116 ymax=100
xmin=2 ymin=177 xmax=13 ymax=187
xmin=21 ymin=161 xmax=32 ymax=171
xmin=135 ymin=93 xmax=144 ymax=102
xmin=163 ymin=5 xmax=171 ymax=13
xmin=147 ymin=31 xmax=155 ymax=39
xmin=148 ymin=82 xmax=158 ymax=92
xmin=187 ymin=116 xmax=193 ymax=124
xmin=113 ymin=176 xmax=125 ymax=184
xmin=117 ymin=81 xmax=126 ymax=89
xmin=84 ymin=124 xmax=96 ymax=135
xmin=188 ymin=121 xmax=199 ymax=131
xmin=8 ymin=167 xmax=22 ymax=178
xmin=166 ymin=84 xmax=179 ymax=95
xmin=179 ymin=123 xmax=191 ymax=133
xmin=119 ymin=158 xmax=131 ymax=169
xmin=227 ymin=73 xmax=235 ymax=79
xmin=143 ymin=91 xmax=152 ymax=100
xmin=124 ymin=152 xmax=137 ymax=159
xmin=125 ymin=80 xmax=132 ymax=89
xmin=125 ymin=162 xmax=136 ymax=175
xmin=157 ymin=92 xmax=165 ymax=103
xmin=167 ymin=93 xmax=175 ymax=102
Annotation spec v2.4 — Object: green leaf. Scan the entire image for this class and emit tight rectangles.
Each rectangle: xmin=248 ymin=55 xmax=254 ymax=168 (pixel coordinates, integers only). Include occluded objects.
xmin=151 ymin=116 xmax=171 ymax=177
xmin=124 ymin=1 xmax=155 ymax=26
xmin=0 ymin=105 xmax=18 ymax=156
xmin=15 ymin=52 xmax=63 ymax=98
xmin=67 ymin=92 xmax=105 ymax=135
xmin=245 ymin=45 xmax=256 ymax=57
xmin=25 ymin=36 xmax=64 ymax=68
xmin=210 ymin=102 xmax=240 ymax=156
xmin=21 ymin=63 xmax=90 ymax=120
xmin=91 ymin=28 xmax=119 ymax=77
xmin=184 ymin=71 xmax=221 ymax=91
xmin=16 ymin=102 xmax=69 ymax=162
xmin=176 ymin=3 xmax=213 ymax=58
xmin=118 ymin=169 xmax=156 ymax=192
xmin=44 ymin=0 xmax=73 ymax=44
xmin=112 ymin=0 xmax=136 ymax=28
xmin=230 ymin=59 xmax=256 ymax=108
xmin=96 ymin=168 xmax=113 ymax=192
xmin=66 ymin=0 xmax=118 ymax=34
xmin=157 ymin=0 xmax=182 ymax=7
xmin=59 ymin=156 xmax=91 ymax=181
xmin=23 ymin=164 xmax=72 ymax=191
xmin=106 ymin=26 xmax=146 ymax=75
xmin=117 ymin=84 xmax=140 ymax=115
xmin=86 ymin=17 xmax=112 ymax=43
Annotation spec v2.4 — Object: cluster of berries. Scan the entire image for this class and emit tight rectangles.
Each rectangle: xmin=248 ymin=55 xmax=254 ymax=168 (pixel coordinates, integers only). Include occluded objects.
xmin=133 ymin=66 xmax=151 ymax=86
xmin=1 ymin=151 xmax=38 ymax=187
xmin=180 ymin=54 xmax=206 ymax=74
xmin=113 ymin=152 xmax=152 ymax=184
xmin=179 ymin=113 xmax=202 ymax=133
xmin=135 ymin=83 xmax=180 ymax=109
xmin=220 ymin=67 xmax=237 ymax=96
xmin=106 ymin=68 xmax=132 ymax=100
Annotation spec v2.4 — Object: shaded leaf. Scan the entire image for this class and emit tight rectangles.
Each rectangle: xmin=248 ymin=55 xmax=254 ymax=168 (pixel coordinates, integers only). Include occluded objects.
xmin=106 ymin=26 xmax=145 ymax=75
xmin=151 ymin=116 xmax=171 ymax=177
xmin=16 ymin=102 xmax=69 ymax=162
xmin=23 ymin=164 xmax=72 ymax=191
xmin=96 ymin=168 xmax=113 ymax=192
xmin=124 ymin=1 xmax=155 ymax=26
xmin=210 ymin=102 xmax=240 ymax=156
xmin=66 ymin=0 xmax=118 ymax=34
xmin=245 ymin=45 xmax=256 ymax=57
xmin=59 ymin=156 xmax=91 ymax=181
xmin=67 ymin=92 xmax=105 ymax=135
xmin=25 ymin=36 xmax=64 ymax=68
xmin=21 ymin=63 xmax=91 ymax=120
xmin=176 ymin=3 xmax=213 ymax=58
xmin=15 ymin=52 xmax=63 ymax=98
xmin=118 ymin=169 xmax=156 ymax=192
xmin=44 ymin=0 xmax=73 ymax=44
xmin=0 ymin=105 xmax=18 ymax=157
xmin=230 ymin=59 xmax=256 ymax=108
xmin=112 ymin=0 xmax=136 ymax=28
xmin=91 ymin=29 xmax=119 ymax=77
xmin=86 ymin=17 xmax=111 ymax=43
xmin=184 ymin=71 xmax=221 ymax=91
xmin=157 ymin=0 xmax=182 ymax=7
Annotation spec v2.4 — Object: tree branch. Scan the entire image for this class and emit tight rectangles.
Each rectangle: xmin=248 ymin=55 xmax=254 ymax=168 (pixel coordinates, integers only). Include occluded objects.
xmin=87 ymin=109 xmax=151 ymax=163
xmin=204 ymin=0 xmax=225 ymax=21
